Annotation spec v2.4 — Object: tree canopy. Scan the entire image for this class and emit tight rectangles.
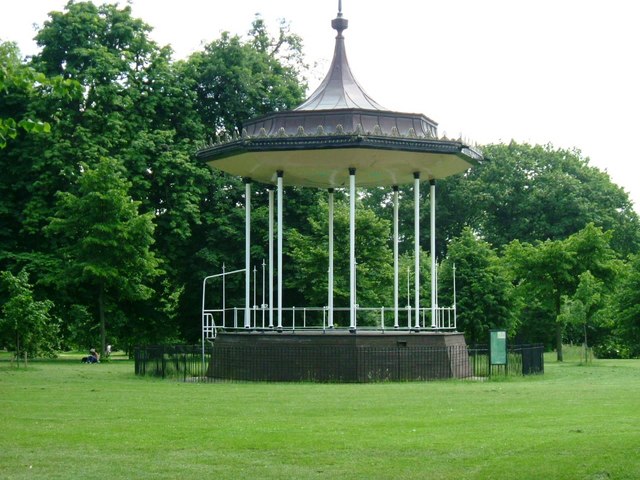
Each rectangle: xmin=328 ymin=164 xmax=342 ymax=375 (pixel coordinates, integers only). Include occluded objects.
xmin=1 ymin=1 xmax=639 ymax=358
xmin=0 ymin=270 xmax=59 ymax=361
xmin=45 ymin=157 xmax=162 ymax=352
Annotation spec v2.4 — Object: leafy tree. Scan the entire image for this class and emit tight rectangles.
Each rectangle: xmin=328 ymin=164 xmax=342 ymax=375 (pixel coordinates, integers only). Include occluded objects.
xmin=248 ymin=16 xmax=306 ymax=73
xmin=470 ymin=142 xmax=640 ymax=256
xmin=506 ymin=239 xmax=575 ymax=360
xmin=439 ymin=228 xmax=517 ymax=345
xmin=286 ymin=197 xmax=393 ymax=326
xmin=504 ymin=223 xmax=620 ymax=360
xmin=0 ymin=40 xmax=81 ymax=271
xmin=186 ymin=16 xmax=306 ymax=137
xmin=1 ymin=3 xmax=169 ymax=255
xmin=0 ymin=40 xmax=71 ymax=148
xmin=558 ymin=271 xmax=604 ymax=362
xmin=175 ymin=21 xmax=308 ymax=339
xmin=610 ymin=254 xmax=640 ymax=357
xmin=362 ymin=178 xmax=474 ymax=261
xmin=362 ymin=142 xmax=640 ymax=262
xmin=1 ymin=2 xmax=213 ymax=346
xmin=0 ymin=270 xmax=59 ymax=363
xmin=45 ymin=158 xmax=162 ymax=353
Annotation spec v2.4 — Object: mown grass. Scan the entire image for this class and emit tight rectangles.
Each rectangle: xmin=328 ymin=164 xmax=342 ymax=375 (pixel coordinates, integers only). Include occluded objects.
xmin=1 ymin=352 xmax=639 ymax=479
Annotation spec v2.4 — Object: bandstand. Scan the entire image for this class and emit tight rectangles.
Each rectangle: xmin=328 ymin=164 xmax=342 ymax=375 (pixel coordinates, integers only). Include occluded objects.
xmin=196 ymin=3 xmax=483 ymax=381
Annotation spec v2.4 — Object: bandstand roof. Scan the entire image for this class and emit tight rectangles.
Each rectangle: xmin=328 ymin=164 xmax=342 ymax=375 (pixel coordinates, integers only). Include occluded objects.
xmin=196 ymin=4 xmax=482 ymax=187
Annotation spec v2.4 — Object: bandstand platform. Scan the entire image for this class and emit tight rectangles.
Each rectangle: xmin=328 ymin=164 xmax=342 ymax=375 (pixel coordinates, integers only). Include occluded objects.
xmin=208 ymin=330 xmax=471 ymax=382
xmin=196 ymin=3 xmax=483 ymax=383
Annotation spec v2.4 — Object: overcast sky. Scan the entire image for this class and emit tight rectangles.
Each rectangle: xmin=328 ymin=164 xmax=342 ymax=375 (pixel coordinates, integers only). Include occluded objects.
xmin=3 ymin=0 xmax=639 ymax=212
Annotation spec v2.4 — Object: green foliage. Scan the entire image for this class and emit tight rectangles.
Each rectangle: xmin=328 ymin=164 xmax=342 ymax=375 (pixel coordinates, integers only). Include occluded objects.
xmin=61 ymin=304 xmax=95 ymax=350
xmin=45 ymin=157 xmax=162 ymax=351
xmin=1 ymin=1 xmax=213 ymax=346
xmin=286 ymin=197 xmax=393 ymax=325
xmin=609 ymin=254 xmax=640 ymax=357
xmin=0 ymin=40 xmax=77 ymax=148
xmin=468 ymin=142 xmax=640 ymax=255
xmin=504 ymin=224 xmax=621 ymax=360
xmin=1 ymin=1 xmax=639 ymax=355
xmin=439 ymin=228 xmax=517 ymax=344
xmin=186 ymin=16 xmax=306 ymax=136
xmin=0 ymin=270 xmax=59 ymax=359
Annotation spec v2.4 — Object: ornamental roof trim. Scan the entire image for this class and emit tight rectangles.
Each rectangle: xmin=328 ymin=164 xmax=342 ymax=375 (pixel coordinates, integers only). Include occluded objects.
xmin=196 ymin=126 xmax=483 ymax=164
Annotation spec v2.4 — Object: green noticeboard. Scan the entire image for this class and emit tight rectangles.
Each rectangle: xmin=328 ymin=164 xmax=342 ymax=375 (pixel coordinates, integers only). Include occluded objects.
xmin=490 ymin=330 xmax=507 ymax=365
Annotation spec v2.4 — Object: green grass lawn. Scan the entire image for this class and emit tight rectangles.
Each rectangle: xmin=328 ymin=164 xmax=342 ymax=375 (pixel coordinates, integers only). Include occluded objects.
xmin=1 ymin=353 xmax=639 ymax=479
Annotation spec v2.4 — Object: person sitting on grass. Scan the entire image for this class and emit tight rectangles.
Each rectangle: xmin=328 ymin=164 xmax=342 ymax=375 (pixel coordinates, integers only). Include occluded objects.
xmin=82 ymin=348 xmax=100 ymax=364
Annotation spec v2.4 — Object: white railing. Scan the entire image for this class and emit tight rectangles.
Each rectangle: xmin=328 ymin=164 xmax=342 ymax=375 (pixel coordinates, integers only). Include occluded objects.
xmin=203 ymin=313 xmax=216 ymax=340
xmin=201 ymin=264 xmax=458 ymax=366
xmin=202 ymin=305 xmax=456 ymax=332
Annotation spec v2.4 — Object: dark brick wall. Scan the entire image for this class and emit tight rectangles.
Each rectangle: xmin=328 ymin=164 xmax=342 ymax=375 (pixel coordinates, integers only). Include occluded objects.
xmin=208 ymin=331 xmax=470 ymax=382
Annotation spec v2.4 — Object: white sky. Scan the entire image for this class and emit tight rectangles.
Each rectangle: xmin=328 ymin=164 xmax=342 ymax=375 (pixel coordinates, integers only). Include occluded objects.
xmin=2 ymin=0 xmax=639 ymax=212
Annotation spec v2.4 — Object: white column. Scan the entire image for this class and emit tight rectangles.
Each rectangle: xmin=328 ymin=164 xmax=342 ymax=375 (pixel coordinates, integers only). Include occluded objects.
xmin=328 ymin=188 xmax=335 ymax=328
xmin=261 ymin=259 xmax=266 ymax=328
xmin=430 ymin=179 xmax=437 ymax=328
xmin=277 ymin=171 xmax=284 ymax=329
xmin=268 ymin=187 xmax=274 ymax=328
xmin=349 ymin=168 xmax=356 ymax=330
xmin=244 ymin=178 xmax=251 ymax=328
xmin=453 ymin=263 xmax=457 ymax=329
xmin=222 ymin=263 xmax=226 ymax=326
xmin=253 ymin=265 xmax=257 ymax=326
xmin=393 ymin=186 xmax=399 ymax=328
xmin=414 ymin=172 xmax=420 ymax=329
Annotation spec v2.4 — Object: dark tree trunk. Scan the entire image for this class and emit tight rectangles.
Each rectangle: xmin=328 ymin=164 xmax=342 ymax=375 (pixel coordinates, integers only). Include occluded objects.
xmin=555 ymin=293 xmax=563 ymax=362
xmin=556 ymin=322 xmax=563 ymax=362
xmin=99 ymin=283 xmax=106 ymax=356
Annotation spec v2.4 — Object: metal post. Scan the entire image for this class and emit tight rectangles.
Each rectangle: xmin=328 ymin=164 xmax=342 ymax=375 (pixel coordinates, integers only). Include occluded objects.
xmin=328 ymin=188 xmax=334 ymax=328
xmin=407 ymin=266 xmax=411 ymax=328
xmin=435 ymin=261 xmax=438 ymax=306
xmin=253 ymin=264 xmax=257 ymax=328
xmin=430 ymin=179 xmax=437 ymax=328
xmin=277 ymin=171 xmax=284 ymax=329
xmin=202 ymin=266 xmax=244 ymax=335
xmin=261 ymin=259 xmax=266 ymax=328
xmin=244 ymin=178 xmax=251 ymax=328
xmin=349 ymin=168 xmax=356 ymax=330
xmin=414 ymin=172 xmax=420 ymax=329
xmin=453 ymin=263 xmax=457 ymax=329
xmin=201 ymin=275 xmax=207 ymax=372
xmin=393 ymin=185 xmax=399 ymax=328
xmin=268 ymin=188 xmax=274 ymax=328
xmin=222 ymin=263 xmax=226 ymax=326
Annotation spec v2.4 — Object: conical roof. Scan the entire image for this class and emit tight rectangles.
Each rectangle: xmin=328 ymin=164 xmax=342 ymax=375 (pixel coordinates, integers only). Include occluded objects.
xmin=295 ymin=10 xmax=385 ymax=111
xmin=240 ymin=5 xmax=438 ymax=139
xmin=196 ymin=5 xmax=482 ymax=188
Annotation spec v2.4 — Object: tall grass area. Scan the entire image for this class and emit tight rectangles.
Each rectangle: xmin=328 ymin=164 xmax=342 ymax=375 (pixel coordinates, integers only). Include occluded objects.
xmin=1 ymin=353 xmax=639 ymax=479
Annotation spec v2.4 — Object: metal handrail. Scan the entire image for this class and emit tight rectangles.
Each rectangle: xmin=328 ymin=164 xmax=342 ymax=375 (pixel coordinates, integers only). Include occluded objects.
xmin=204 ymin=305 xmax=457 ymax=331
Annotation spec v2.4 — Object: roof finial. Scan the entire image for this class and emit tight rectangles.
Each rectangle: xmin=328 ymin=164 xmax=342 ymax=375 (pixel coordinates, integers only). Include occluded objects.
xmin=332 ymin=0 xmax=348 ymax=36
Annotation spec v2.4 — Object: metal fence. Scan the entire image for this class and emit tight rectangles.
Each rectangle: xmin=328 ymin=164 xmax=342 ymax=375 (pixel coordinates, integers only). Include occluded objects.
xmin=468 ymin=344 xmax=545 ymax=377
xmin=134 ymin=343 xmax=544 ymax=382
xmin=134 ymin=345 xmax=211 ymax=381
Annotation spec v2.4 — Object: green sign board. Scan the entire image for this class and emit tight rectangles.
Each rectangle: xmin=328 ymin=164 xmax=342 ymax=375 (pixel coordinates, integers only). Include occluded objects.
xmin=490 ymin=330 xmax=507 ymax=365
